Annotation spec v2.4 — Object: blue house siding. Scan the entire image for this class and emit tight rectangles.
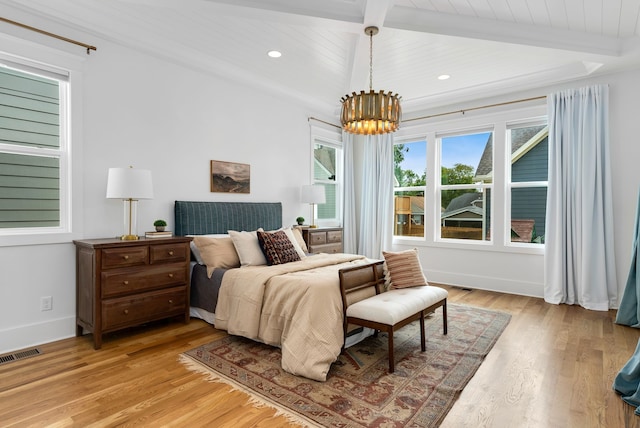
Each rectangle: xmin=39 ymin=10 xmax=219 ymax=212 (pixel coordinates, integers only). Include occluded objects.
xmin=511 ymin=137 xmax=548 ymax=238
xmin=512 ymin=137 xmax=548 ymax=182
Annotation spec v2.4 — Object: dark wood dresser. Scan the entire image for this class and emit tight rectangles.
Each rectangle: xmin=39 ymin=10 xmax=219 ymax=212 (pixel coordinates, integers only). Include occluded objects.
xmin=73 ymin=236 xmax=192 ymax=349
xmin=302 ymin=227 xmax=343 ymax=254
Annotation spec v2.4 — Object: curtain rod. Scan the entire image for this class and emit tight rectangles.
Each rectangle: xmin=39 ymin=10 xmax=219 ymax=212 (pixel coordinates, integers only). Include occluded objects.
xmin=308 ymin=116 xmax=341 ymax=129
xmin=403 ymin=95 xmax=547 ymax=123
xmin=310 ymin=95 xmax=547 ymax=130
xmin=0 ymin=17 xmax=97 ymax=54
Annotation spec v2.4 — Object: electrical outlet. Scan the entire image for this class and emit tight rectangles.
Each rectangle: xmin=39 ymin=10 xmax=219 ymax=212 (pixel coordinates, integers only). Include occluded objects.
xmin=40 ymin=296 xmax=52 ymax=311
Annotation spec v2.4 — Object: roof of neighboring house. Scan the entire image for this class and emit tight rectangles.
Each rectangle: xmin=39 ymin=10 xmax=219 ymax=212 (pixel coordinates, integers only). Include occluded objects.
xmin=510 ymin=219 xmax=535 ymax=242
xmin=410 ymin=196 xmax=424 ymax=215
xmin=314 ymin=145 xmax=335 ymax=179
xmin=475 ymin=125 xmax=547 ymax=179
xmin=443 ymin=192 xmax=482 ymax=215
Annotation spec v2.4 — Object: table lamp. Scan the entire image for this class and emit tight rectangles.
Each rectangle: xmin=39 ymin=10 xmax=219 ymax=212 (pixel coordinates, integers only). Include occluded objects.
xmin=106 ymin=166 xmax=153 ymax=240
xmin=300 ymin=184 xmax=325 ymax=228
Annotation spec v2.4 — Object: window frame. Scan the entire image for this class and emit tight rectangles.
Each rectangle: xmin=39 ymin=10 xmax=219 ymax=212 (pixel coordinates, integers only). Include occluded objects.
xmin=505 ymin=117 xmax=549 ymax=248
xmin=392 ymin=105 xmax=547 ymax=255
xmin=436 ymin=127 xmax=494 ymax=244
xmin=393 ymin=137 xmax=428 ymax=238
xmin=0 ymin=38 xmax=84 ymax=247
xmin=310 ymin=127 xmax=343 ymax=228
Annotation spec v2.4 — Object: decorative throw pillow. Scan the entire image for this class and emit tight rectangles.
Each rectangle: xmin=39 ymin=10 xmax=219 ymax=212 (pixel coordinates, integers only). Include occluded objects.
xmin=257 ymin=230 xmax=301 ymax=265
xmin=228 ymin=230 xmax=268 ymax=266
xmin=382 ymin=248 xmax=428 ymax=289
xmin=192 ymin=236 xmax=241 ymax=277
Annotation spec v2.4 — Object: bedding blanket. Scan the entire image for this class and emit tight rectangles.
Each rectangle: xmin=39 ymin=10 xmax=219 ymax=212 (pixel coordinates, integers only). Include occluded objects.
xmin=214 ymin=253 xmax=369 ymax=381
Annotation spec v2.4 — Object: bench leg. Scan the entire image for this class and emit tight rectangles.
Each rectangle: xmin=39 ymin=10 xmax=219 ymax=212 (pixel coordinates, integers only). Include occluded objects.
xmin=420 ymin=311 xmax=426 ymax=352
xmin=443 ymin=299 xmax=448 ymax=335
xmin=388 ymin=328 xmax=395 ymax=373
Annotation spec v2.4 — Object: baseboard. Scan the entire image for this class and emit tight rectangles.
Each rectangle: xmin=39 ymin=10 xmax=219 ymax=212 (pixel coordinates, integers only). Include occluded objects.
xmin=0 ymin=316 xmax=76 ymax=354
xmin=427 ymin=270 xmax=544 ymax=298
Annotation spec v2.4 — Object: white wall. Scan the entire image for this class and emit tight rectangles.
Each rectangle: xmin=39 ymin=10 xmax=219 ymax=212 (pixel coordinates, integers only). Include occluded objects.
xmin=389 ymin=69 xmax=640 ymax=301
xmin=0 ymin=32 xmax=316 ymax=353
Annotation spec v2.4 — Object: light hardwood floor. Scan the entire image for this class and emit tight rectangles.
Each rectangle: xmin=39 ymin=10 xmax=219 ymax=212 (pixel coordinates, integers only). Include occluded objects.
xmin=1 ymin=286 xmax=640 ymax=427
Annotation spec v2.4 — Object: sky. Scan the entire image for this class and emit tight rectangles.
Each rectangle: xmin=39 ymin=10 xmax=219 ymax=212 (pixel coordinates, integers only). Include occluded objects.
xmin=399 ymin=132 xmax=491 ymax=175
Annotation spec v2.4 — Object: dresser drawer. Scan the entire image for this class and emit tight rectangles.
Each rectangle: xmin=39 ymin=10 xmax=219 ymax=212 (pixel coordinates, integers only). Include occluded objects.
xmin=102 ymin=246 xmax=148 ymax=269
xmin=310 ymin=243 xmax=342 ymax=254
xmin=150 ymin=243 xmax=188 ymax=264
xmin=102 ymin=286 xmax=187 ymax=331
xmin=101 ymin=263 xmax=188 ymax=298
xmin=308 ymin=232 xmax=327 ymax=245
xmin=327 ymin=230 xmax=342 ymax=243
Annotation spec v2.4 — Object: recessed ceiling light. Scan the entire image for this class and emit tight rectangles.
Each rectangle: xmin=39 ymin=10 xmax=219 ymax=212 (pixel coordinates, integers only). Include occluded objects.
xmin=438 ymin=74 xmax=450 ymax=80
xmin=267 ymin=50 xmax=282 ymax=58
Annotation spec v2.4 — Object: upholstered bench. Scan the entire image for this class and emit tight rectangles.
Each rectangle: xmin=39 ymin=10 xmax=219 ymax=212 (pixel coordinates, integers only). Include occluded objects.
xmin=339 ymin=260 xmax=448 ymax=373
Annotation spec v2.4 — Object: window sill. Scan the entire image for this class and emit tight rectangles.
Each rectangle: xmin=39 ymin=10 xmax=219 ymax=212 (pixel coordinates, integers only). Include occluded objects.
xmin=0 ymin=231 xmax=81 ymax=247
xmin=392 ymin=236 xmax=545 ymax=256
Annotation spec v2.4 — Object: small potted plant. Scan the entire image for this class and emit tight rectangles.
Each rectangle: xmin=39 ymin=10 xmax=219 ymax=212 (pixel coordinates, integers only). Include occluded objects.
xmin=296 ymin=216 xmax=305 ymax=226
xmin=153 ymin=219 xmax=167 ymax=232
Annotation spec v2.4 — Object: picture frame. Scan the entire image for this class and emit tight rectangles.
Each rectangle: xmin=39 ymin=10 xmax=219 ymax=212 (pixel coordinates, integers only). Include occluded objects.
xmin=210 ymin=160 xmax=250 ymax=193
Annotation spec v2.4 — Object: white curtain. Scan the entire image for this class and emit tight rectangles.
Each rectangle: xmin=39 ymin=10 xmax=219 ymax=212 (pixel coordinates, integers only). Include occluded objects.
xmin=358 ymin=133 xmax=394 ymax=259
xmin=545 ymin=84 xmax=617 ymax=310
xmin=342 ymin=131 xmax=357 ymax=254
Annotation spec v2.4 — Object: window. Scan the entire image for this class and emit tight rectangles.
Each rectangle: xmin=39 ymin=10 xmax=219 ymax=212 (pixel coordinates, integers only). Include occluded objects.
xmin=313 ymin=139 xmax=342 ymax=225
xmin=394 ymin=140 xmax=426 ymax=237
xmin=439 ymin=130 xmax=492 ymax=241
xmin=392 ymin=106 xmax=548 ymax=251
xmin=0 ymin=60 xmax=69 ymax=235
xmin=507 ymin=122 xmax=548 ymax=244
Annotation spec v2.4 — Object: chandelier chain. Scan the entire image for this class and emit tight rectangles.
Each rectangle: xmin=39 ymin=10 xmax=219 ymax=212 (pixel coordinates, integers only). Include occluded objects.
xmin=369 ymin=29 xmax=373 ymax=91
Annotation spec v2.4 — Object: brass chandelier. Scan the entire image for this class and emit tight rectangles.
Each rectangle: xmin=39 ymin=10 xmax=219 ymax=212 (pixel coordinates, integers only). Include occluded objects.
xmin=340 ymin=26 xmax=402 ymax=135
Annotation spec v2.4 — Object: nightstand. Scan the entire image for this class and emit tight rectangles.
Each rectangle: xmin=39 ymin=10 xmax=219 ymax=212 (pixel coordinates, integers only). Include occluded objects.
xmin=73 ymin=236 xmax=192 ymax=349
xmin=302 ymin=227 xmax=343 ymax=254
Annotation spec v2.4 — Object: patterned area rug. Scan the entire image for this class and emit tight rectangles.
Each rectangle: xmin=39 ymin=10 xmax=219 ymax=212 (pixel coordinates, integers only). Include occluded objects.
xmin=180 ymin=304 xmax=510 ymax=427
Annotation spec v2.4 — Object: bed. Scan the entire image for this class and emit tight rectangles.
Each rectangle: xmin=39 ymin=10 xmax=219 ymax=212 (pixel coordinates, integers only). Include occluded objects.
xmin=174 ymin=200 xmax=376 ymax=381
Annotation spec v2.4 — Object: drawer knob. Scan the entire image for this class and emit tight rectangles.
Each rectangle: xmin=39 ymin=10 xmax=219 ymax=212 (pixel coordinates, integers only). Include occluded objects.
xmin=123 ymin=255 xmax=129 ymax=260
xmin=123 ymin=280 xmax=129 ymax=285
xmin=168 ymin=251 xmax=174 ymax=256
xmin=123 ymin=309 xmax=129 ymax=315
xmin=168 ymin=273 xmax=174 ymax=278
xmin=168 ymin=299 xmax=173 ymax=304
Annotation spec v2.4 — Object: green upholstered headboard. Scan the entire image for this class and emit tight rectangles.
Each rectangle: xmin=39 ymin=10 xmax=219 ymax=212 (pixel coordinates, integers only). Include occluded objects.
xmin=174 ymin=201 xmax=282 ymax=236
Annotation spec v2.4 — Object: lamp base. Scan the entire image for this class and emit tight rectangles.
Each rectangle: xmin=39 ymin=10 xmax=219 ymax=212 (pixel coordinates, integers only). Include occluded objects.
xmin=120 ymin=234 xmax=139 ymax=241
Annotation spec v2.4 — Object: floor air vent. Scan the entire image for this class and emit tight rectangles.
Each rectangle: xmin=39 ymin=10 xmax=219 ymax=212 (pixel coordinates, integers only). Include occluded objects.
xmin=0 ymin=348 xmax=42 ymax=365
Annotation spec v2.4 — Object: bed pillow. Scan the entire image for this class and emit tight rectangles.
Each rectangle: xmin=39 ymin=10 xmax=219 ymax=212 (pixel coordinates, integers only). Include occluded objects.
xmin=228 ymin=230 xmax=268 ymax=266
xmin=257 ymin=230 xmax=301 ymax=265
xmin=187 ymin=233 xmax=230 ymax=264
xmin=382 ymin=248 xmax=428 ymax=289
xmin=192 ymin=236 xmax=241 ymax=277
xmin=291 ymin=226 xmax=308 ymax=253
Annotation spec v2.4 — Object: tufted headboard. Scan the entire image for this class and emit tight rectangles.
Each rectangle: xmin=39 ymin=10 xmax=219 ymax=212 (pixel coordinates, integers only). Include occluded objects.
xmin=174 ymin=201 xmax=283 ymax=236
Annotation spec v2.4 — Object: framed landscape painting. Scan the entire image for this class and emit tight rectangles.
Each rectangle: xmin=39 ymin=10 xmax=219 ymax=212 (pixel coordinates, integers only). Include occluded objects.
xmin=210 ymin=160 xmax=250 ymax=193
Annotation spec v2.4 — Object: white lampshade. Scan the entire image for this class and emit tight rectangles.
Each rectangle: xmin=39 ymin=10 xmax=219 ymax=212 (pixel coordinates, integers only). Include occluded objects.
xmin=106 ymin=167 xmax=154 ymax=200
xmin=300 ymin=184 xmax=325 ymax=204
xmin=106 ymin=167 xmax=153 ymax=240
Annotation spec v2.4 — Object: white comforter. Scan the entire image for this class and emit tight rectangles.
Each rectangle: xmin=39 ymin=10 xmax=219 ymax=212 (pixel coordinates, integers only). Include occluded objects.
xmin=214 ymin=253 xmax=369 ymax=381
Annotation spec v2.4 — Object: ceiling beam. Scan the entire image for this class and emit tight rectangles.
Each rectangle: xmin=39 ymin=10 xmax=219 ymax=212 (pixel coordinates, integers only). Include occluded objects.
xmin=347 ymin=0 xmax=392 ymax=92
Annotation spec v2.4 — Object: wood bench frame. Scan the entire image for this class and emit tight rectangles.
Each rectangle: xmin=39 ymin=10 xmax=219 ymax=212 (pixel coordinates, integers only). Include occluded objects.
xmin=338 ymin=260 xmax=448 ymax=373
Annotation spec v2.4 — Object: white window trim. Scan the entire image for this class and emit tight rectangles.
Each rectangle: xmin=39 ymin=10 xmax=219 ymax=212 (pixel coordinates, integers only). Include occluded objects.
xmin=310 ymin=124 xmax=343 ymax=227
xmin=505 ymin=116 xmax=549 ymax=250
xmin=393 ymin=104 xmax=546 ymax=255
xmin=0 ymin=34 xmax=85 ymax=247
